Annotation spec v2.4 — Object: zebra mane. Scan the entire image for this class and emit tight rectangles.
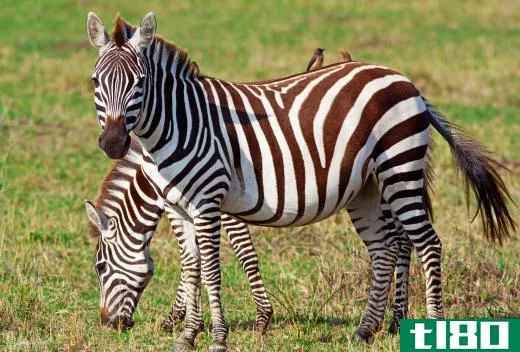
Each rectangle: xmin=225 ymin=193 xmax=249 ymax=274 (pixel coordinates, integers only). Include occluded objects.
xmin=112 ymin=13 xmax=127 ymax=47
xmin=112 ymin=14 xmax=200 ymax=79
xmin=88 ymin=140 xmax=144 ymax=238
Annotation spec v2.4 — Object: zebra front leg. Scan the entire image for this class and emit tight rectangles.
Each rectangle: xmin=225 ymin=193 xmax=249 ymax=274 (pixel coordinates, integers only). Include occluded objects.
xmin=162 ymin=213 xmax=205 ymax=333
xmin=162 ymin=217 xmax=187 ymax=332
xmin=221 ymin=214 xmax=273 ymax=334
xmin=194 ymin=209 xmax=229 ymax=352
xmin=171 ymin=219 xmax=204 ymax=351
xmin=162 ymin=271 xmax=187 ymax=332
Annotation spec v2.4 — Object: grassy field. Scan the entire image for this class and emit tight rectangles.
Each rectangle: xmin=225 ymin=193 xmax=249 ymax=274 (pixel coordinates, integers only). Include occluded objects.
xmin=0 ymin=0 xmax=519 ymax=351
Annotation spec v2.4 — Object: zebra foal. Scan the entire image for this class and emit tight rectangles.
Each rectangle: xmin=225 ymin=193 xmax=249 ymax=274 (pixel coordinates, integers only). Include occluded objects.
xmin=85 ymin=12 xmax=516 ymax=351
xmin=85 ymin=140 xmax=273 ymax=333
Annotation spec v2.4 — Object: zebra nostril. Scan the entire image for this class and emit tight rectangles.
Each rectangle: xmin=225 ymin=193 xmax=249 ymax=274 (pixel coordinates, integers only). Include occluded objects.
xmin=99 ymin=307 xmax=111 ymax=326
xmin=97 ymin=123 xmax=131 ymax=159
xmin=122 ymin=316 xmax=134 ymax=329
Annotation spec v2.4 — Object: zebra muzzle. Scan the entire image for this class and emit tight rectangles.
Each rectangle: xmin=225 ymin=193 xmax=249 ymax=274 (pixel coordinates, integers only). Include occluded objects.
xmin=100 ymin=308 xmax=135 ymax=330
xmin=98 ymin=118 xmax=131 ymax=159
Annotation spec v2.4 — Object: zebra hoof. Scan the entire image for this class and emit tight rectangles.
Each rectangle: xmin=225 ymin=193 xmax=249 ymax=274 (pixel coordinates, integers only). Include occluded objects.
xmin=354 ymin=327 xmax=374 ymax=344
xmin=256 ymin=319 xmax=272 ymax=335
xmin=255 ymin=322 xmax=269 ymax=335
xmin=172 ymin=336 xmax=195 ymax=352
xmin=162 ymin=316 xmax=185 ymax=332
xmin=208 ymin=342 xmax=227 ymax=352
xmin=163 ymin=311 xmax=186 ymax=332
xmin=161 ymin=320 xmax=175 ymax=332
xmin=388 ymin=321 xmax=400 ymax=335
xmin=255 ymin=309 xmax=273 ymax=335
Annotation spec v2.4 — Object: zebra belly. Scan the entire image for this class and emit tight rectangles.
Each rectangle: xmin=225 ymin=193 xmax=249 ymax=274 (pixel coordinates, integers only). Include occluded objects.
xmin=222 ymin=185 xmax=349 ymax=227
xmin=220 ymin=155 xmax=371 ymax=227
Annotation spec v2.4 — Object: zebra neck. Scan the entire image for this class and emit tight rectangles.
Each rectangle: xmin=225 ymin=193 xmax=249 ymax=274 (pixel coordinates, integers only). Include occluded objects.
xmin=133 ymin=45 xmax=212 ymax=167
xmin=98 ymin=151 xmax=164 ymax=246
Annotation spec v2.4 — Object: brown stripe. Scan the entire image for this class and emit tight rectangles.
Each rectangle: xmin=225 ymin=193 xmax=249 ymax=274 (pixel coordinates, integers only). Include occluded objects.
xmin=336 ymin=80 xmax=420 ymax=209
xmin=218 ymin=80 xmax=265 ymax=217
xmin=303 ymin=65 xmax=396 ymax=216
xmin=232 ymin=85 xmax=287 ymax=224
xmin=372 ymin=111 xmax=430 ymax=161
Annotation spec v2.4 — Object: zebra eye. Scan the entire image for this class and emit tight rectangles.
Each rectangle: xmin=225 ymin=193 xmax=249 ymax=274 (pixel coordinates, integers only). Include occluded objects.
xmin=96 ymin=261 xmax=107 ymax=273
xmin=91 ymin=77 xmax=100 ymax=88
xmin=135 ymin=75 xmax=145 ymax=88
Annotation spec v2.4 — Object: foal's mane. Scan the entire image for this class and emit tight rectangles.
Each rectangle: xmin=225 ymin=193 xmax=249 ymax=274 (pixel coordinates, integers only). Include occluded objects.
xmin=112 ymin=14 xmax=200 ymax=78
xmin=88 ymin=140 xmax=144 ymax=239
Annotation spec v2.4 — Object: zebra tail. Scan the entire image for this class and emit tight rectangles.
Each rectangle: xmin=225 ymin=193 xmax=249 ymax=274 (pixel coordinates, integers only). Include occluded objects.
xmin=423 ymin=97 xmax=517 ymax=244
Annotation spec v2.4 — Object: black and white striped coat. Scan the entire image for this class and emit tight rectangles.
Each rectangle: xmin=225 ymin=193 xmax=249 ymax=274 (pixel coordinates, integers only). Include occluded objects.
xmin=86 ymin=12 xmax=515 ymax=351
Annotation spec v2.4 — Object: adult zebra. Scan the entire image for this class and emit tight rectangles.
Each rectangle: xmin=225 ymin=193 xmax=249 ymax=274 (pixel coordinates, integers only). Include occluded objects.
xmin=85 ymin=12 xmax=516 ymax=351
xmin=85 ymin=140 xmax=273 ymax=333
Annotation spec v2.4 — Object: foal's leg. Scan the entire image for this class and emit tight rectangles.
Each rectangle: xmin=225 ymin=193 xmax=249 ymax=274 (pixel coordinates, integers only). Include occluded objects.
xmin=162 ymin=213 xmax=274 ymax=335
xmin=161 ymin=248 xmax=188 ymax=331
xmin=221 ymin=214 xmax=273 ymax=334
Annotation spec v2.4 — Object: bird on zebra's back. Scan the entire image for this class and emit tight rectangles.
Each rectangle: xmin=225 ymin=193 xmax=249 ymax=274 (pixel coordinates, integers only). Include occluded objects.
xmin=338 ymin=50 xmax=353 ymax=62
xmin=306 ymin=47 xmax=325 ymax=71
xmin=85 ymin=140 xmax=274 ymax=334
xmin=85 ymin=12 xmax=516 ymax=351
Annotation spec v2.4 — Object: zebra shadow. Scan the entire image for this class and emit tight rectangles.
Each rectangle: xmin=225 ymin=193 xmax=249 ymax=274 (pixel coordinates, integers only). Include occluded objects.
xmin=228 ymin=315 xmax=356 ymax=332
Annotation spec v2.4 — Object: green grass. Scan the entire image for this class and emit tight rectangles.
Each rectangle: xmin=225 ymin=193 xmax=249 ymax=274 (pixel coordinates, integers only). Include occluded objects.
xmin=0 ymin=0 xmax=519 ymax=351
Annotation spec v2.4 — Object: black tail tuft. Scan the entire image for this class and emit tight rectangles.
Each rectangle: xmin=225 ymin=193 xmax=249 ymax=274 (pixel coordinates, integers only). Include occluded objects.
xmin=424 ymin=98 xmax=517 ymax=244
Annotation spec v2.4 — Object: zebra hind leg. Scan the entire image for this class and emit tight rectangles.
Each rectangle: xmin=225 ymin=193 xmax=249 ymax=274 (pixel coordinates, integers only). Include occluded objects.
xmin=346 ymin=177 xmax=399 ymax=342
xmin=380 ymin=202 xmax=412 ymax=334
xmin=389 ymin=235 xmax=412 ymax=334
xmin=379 ymin=167 xmax=443 ymax=321
xmin=221 ymin=214 xmax=274 ymax=334
xmin=390 ymin=227 xmax=412 ymax=333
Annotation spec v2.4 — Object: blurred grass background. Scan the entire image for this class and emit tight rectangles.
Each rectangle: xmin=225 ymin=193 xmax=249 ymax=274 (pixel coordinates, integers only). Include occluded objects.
xmin=0 ymin=0 xmax=519 ymax=351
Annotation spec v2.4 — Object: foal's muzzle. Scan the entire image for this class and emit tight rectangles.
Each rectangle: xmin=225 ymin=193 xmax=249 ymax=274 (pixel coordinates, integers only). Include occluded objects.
xmin=100 ymin=307 xmax=135 ymax=330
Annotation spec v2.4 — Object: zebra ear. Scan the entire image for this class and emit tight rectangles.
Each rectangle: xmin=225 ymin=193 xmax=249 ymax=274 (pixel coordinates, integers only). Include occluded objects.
xmin=86 ymin=12 xmax=110 ymax=49
xmin=85 ymin=200 xmax=109 ymax=232
xmin=129 ymin=12 xmax=156 ymax=52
